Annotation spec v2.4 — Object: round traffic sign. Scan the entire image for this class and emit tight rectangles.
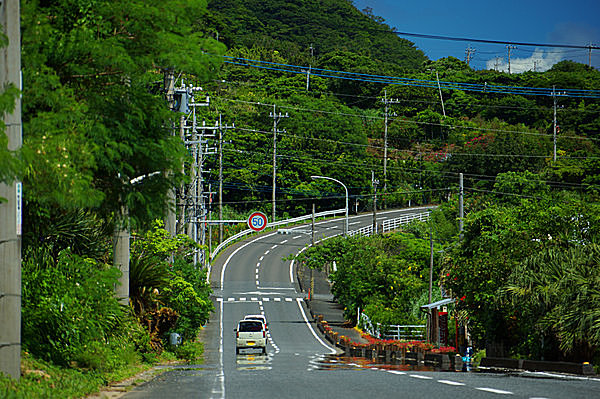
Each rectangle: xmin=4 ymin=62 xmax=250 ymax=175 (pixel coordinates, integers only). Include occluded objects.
xmin=247 ymin=211 xmax=268 ymax=232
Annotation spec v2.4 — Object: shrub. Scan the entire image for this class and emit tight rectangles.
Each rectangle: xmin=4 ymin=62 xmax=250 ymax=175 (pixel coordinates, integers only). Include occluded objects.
xmin=171 ymin=341 xmax=204 ymax=363
xmin=22 ymin=249 xmax=123 ymax=366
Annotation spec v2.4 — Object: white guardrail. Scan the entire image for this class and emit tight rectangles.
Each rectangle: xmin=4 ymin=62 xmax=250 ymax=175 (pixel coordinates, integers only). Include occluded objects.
xmin=348 ymin=206 xmax=433 ymax=238
xmin=208 ymin=206 xmax=435 ymax=281
xmin=359 ymin=311 xmax=426 ymax=341
xmin=209 ymin=208 xmax=347 ymax=261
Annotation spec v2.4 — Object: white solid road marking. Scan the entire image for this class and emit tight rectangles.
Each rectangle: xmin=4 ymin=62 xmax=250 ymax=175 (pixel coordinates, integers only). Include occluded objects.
xmin=220 ymin=231 xmax=277 ymax=289
xmin=295 ymin=298 xmax=336 ymax=354
xmin=438 ymin=380 xmax=465 ymax=386
xmin=388 ymin=370 xmax=406 ymax=375
xmin=409 ymin=374 xmax=433 ymax=380
xmin=476 ymin=387 xmax=513 ymax=395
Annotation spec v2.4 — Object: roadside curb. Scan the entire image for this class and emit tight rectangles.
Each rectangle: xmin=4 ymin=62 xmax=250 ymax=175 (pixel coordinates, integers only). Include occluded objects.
xmin=480 ymin=357 xmax=596 ymax=376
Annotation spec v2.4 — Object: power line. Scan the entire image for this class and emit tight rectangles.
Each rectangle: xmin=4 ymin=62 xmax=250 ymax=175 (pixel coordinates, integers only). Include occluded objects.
xmin=221 ymin=55 xmax=600 ymax=98
xmin=219 ymin=97 xmax=600 ymax=143
xmin=388 ymin=30 xmax=600 ymax=50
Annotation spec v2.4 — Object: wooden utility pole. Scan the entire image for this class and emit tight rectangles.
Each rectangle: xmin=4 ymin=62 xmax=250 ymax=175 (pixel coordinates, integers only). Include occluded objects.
xmin=0 ymin=0 xmax=22 ymax=379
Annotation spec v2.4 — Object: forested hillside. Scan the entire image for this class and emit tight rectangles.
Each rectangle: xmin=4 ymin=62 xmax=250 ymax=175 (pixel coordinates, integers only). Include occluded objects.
xmin=2 ymin=0 xmax=600 ymax=393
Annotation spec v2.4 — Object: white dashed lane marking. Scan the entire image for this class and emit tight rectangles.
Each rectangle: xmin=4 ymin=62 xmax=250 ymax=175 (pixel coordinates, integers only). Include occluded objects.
xmin=475 ymin=388 xmax=513 ymax=395
xmin=409 ymin=374 xmax=433 ymax=380
xmin=438 ymin=380 xmax=465 ymax=386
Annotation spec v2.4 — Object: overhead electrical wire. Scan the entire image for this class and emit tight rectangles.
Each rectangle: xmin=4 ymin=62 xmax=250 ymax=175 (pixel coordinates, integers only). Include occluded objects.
xmin=213 ymin=78 xmax=600 ymax=114
xmin=388 ymin=30 xmax=600 ymax=50
xmin=221 ymin=55 xmax=600 ymax=98
xmin=219 ymin=97 xmax=600 ymax=143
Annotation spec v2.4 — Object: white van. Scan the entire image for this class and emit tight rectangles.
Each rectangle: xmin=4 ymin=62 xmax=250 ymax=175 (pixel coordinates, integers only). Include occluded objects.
xmin=235 ymin=320 xmax=267 ymax=354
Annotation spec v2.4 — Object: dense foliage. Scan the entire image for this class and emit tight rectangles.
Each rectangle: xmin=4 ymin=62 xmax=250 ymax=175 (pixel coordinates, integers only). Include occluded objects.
xmin=298 ymin=231 xmax=443 ymax=326
xmin=2 ymin=0 xmax=600 ymax=390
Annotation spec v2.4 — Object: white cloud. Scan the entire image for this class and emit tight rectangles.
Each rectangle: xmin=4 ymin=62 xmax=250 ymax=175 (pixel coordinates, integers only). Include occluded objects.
xmin=486 ymin=48 xmax=565 ymax=73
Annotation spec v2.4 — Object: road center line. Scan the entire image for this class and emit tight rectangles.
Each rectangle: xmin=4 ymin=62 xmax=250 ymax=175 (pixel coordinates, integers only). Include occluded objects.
xmin=475 ymin=387 xmax=513 ymax=395
xmin=409 ymin=374 xmax=433 ymax=380
xmin=438 ymin=380 xmax=465 ymax=386
xmin=219 ymin=232 xmax=277 ymax=289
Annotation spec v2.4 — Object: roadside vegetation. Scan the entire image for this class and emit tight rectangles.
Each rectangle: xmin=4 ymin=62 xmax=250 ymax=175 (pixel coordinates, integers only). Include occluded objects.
xmin=1 ymin=0 xmax=600 ymax=394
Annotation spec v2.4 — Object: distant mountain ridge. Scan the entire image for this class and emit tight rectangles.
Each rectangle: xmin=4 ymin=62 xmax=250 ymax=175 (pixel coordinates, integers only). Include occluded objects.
xmin=207 ymin=0 xmax=427 ymax=73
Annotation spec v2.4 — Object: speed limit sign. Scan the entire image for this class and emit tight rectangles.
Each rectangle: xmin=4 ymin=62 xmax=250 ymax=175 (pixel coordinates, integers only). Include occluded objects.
xmin=247 ymin=211 xmax=268 ymax=232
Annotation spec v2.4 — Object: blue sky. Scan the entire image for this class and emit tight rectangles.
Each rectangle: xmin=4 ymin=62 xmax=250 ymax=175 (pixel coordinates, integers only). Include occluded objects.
xmin=353 ymin=0 xmax=600 ymax=72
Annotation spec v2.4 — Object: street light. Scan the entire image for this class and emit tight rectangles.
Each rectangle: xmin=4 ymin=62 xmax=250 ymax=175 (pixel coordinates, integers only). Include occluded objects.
xmin=311 ymin=175 xmax=348 ymax=236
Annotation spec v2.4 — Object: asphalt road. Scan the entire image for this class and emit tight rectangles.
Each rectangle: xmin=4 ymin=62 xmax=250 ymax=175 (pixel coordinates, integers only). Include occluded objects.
xmin=123 ymin=208 xmax=600 ymax=399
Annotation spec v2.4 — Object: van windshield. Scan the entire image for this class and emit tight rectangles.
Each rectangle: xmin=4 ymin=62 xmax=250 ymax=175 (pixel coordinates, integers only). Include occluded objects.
xmin=239 ymin=321 xmax=263 ymax=332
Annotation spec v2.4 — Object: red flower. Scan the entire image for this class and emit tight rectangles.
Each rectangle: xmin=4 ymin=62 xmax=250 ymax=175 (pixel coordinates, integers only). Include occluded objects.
xmin=460 ymin=295 xmax=466 ymax=301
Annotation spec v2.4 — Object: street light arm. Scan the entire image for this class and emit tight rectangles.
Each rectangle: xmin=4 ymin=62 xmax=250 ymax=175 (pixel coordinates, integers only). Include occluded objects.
xmin=311 ymin=175 xmax=349 ymax=236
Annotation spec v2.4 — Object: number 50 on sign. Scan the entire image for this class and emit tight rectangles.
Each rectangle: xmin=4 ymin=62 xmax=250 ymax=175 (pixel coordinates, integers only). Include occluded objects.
xmin=248 ymin=212 xmax=268 ymax=232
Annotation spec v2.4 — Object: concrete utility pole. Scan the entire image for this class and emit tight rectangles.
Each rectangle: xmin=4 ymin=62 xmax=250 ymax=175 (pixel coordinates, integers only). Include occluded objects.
xmin=218 ymin=114 xmax=224 ymax=243
xmin=0 ymin=0 xmax=22 ymax=379
xmin=381 ymin=90 xmax=400 ymax=208
xmin=371 ymin=171 xmax=379 ymax=234
xmin=306 ymin=44 xmax=314 ymax=91
xmin=506 ymin=45 xmax=517 ymax=74
xmin=459 ymin=173 xmax=464 ymax=240
xmin=552 ymin=86 xmax=563 ymax=162
xmin=465 ymin=45 xmax=476 ymax=67
xmin=164 ymin=69 xmax=177 ymax=236
xmin=215 ymin=114 xmax=234 ymax=244
xmin=113 ymin=206 xmax=129 ymax=305
xmin=270 ymin=105 xmax=288 ymax=223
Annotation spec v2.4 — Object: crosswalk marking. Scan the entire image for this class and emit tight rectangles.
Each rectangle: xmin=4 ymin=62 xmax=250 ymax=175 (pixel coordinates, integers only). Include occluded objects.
xmin=216 ymin=297 xmax=300 ymax=303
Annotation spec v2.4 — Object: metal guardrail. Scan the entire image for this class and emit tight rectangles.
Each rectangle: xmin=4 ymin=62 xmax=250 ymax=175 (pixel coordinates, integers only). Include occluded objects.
xmin=348 ymin=207 xmax=433 ymax=238
xmin=209 ymin=208 xmax=346 ymax=261
xmin=359 ymin=312 xmax=426 ymax=341
xmin=382 ymin=212 xmax=430 ymax=233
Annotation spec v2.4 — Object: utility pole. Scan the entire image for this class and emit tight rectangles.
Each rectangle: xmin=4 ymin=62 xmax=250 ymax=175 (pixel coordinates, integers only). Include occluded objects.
xmin=552 ymin=86 xmax=559 ymax=162
xmin=216 ymin=114 xmax=234 ymax=244
xmin=506 ymin=45 xmax=517 ymax=74
xmin=311 ymin=203 xmax=315 ymax=246
xmin=381 ymin=90 xmax=400 ymax=208
xmin=164 ymin=69 xmax=177 ymax=236
xmin=372 ymin=171 xmax=379 ymax=234
xmin=465 ymin=45 xmax=476 ymax=67
xmin=429 ymin=220 xmax=434 ymax=304
xmin=459 ymin=173 xmax=464 ymax=240
xmin=434 ymin=70 xmax=446 ymax=117
xmin=0 ymin=0 xmax=22 ymax=380
xmin=306 ymin=44 xmax=314 ymax=91
xmin=494 ymin=57 xmax=500 ymax=72
xmin=270 ymin=105 xmax=288 ymax=223
xmin=218 ymin=114 xmax=224 ymax=243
